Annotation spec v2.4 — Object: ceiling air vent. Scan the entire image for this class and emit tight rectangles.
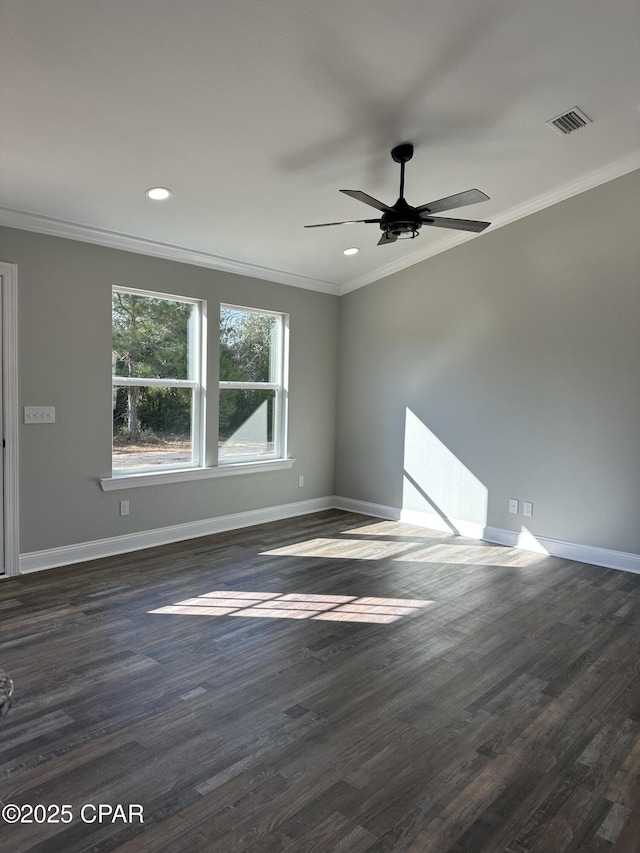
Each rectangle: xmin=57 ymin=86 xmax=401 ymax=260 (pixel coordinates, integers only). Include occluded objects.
xmin=546 ymin=107 xmax=592 ymax=136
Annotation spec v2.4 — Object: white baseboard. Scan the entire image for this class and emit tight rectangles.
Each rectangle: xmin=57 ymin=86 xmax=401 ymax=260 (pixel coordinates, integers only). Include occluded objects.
xmin=333 ymin=496 xmax=488 ymax=540
xmin=332 ymin=495 xmax=402 ymax=522
xmin=18 ymin=494 xmax=640 ymax=576
xmin=333 ymin=497 xmax=640 ymax=575
xmin=19 ymin=497 xmax=334 ymax=574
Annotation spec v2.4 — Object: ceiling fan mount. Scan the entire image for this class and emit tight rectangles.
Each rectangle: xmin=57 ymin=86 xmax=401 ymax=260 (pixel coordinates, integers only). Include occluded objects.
xmin=390 ymin=142 xmax=415 ymax=164
xmin=305 ymin=143 xmax=491 ymax=246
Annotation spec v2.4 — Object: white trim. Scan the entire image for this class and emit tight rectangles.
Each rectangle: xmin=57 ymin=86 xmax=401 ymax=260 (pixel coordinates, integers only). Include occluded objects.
xmin=482 ymin=528 xmax=640 ymax=574
xmin=19 ymin=497 xmax=334 ymax=573
xmin=340 ymin=152 xmax=640 ymax=294
xmin=221 ymin=302 xmax=286 ymax=318
xmin=332 ymin=497 xmax=640 ymax=575
xmin=100 ymin=457 xmax=296 ymax=490
xmin=114 ymin=284 xmax=201 ymax=305
xmin=0 ymin=208 xmax=339 ymax=296
xmin=0 ymin=262 xmax=19 ymax=577
xmin=219 ymin=381 xmax=280 ymax=391
xmin=219 ymin=304 xmax=289 ymax=465
xmin=400 ymin=508 xmax=490 ymax=541
xmin=4 ymin=156 xmax=639 ymax=300
xmin=112 ymin=285 xmax=206 ymax=471
xmin=332 ymin=495 xmax=401 ymax=522
xmin=113 ymin=377 xmax=198 ymax=388
xmin=15 ymin=493 xmax=640 ymax=576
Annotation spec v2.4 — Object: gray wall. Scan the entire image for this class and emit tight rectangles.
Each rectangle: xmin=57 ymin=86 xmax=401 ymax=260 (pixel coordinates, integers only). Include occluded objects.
xmin=335 ymin=170 xmax=640 ymax=554
xmin=0 ymin=227 xmax=339 ymax=553
xmin=3 ymin=169 xmax=639 ymax=560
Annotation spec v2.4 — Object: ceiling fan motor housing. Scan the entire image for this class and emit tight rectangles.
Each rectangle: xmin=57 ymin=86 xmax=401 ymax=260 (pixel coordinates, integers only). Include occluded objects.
xmin=381 ymin=199 xmax=423 ymax=239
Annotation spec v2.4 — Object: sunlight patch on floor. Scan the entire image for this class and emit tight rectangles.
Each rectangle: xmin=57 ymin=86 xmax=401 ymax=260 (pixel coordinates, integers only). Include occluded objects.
xmin=261 ymin=538 xmax=419 ymax=560
xmin=260 ymin=534 xmax=547 ymax=568
xmin=149 ymin=591 xmax=433 ymax=624
xmin=342 ymin=521 xmax=451 ymax=539
xmin=392 ymin=543 xmax=547 ymax=567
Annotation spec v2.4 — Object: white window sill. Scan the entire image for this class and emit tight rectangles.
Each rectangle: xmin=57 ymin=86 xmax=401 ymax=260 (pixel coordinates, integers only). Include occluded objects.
xmin=100 ymin=458 xmax=296 ymax=491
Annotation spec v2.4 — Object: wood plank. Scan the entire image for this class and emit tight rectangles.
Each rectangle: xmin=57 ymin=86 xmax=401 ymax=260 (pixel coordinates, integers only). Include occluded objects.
xmin=0 ymin=509 xmax=638 ymax=851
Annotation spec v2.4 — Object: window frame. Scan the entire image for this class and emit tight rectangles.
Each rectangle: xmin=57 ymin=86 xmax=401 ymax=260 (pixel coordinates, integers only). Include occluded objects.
xmin=111 ymin=286 xmax=206 ymax=476
xmin=218 ymin=303 xmax=289 ymax=466
xmin=101 ymin=294 xmax=294 ymax=491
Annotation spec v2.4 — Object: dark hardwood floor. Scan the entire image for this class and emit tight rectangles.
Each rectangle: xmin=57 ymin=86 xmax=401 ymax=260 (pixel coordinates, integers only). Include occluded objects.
xmin=1 ymin=510 xmax=639 ymax=852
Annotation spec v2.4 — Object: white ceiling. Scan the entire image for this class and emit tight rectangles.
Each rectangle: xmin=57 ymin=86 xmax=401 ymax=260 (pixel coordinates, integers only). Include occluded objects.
xmin=2 ymin=0 xmax=639 ymax=295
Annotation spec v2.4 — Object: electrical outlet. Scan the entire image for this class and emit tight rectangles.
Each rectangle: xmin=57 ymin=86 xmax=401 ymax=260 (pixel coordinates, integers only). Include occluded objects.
xmin=523 ymin=501 xmax=533 ymax=517
xmin=508 ymin=499 xmax=519 ymax=514
xmin=298 ymin=475 xmax=304 ymax=488
xmin=120 ymin=500 xmax=129 ymax=517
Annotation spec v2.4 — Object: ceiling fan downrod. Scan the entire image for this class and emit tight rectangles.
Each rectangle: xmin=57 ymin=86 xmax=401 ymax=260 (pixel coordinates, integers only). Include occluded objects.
xmin=384 ymin=143 xmax=420 ymax=239
xmin=391 ymin=142 xmax=414 ymax=201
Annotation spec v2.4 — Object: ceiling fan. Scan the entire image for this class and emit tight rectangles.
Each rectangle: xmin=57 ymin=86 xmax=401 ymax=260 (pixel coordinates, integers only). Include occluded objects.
xmin=305 ymin=143 xmax=491 ymax=245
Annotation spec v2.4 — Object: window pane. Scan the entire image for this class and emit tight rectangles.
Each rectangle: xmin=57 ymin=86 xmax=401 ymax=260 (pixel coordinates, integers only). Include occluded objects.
xmin=112 ymin=292 xmax=194 ymax=380
xmin=219 ymin=388 xmax=276 ymax=461
xmin=220 ymin=307 xmax=278 ymax=382
xmin=113 ymin=386 xmax=193 ymax=469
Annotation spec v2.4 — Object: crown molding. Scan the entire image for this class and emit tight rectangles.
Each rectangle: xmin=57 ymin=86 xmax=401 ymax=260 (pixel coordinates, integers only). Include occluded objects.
xmin=2 ymin=152 xmax=638 ymax=298
xmin=0 ymin=208 xmax=340 ymax=296
xmin=339 ymin=152 xmax=640 ymax=295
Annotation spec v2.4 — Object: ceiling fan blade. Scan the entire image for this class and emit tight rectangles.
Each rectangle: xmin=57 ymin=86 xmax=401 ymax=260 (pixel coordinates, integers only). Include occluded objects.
xmin=304 ymin=218 xmax=381 ymax=228
xmin=340 ymin=190 xmax=393 ymax=213
xmin=421 ymin=215 xmax=490 ymax=233
xmin=377 ymin=231 xmax=398 ymax=245
xmin=415 ymin=189 xmax=490 ymax=215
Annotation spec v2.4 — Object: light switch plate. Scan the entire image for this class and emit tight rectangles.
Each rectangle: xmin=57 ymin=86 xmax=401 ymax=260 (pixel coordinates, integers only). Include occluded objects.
xmin=24 ymin=406 xmax=55 ymax=424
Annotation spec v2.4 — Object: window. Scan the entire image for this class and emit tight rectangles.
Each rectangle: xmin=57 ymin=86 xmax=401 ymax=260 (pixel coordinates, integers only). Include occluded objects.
xmin=107 ymin=292 xmax=289 ymax=486
xmin=112 ymin=288 xmax=205 ymax=473
xmin=219 ymin=305 xmax=288 ymax=463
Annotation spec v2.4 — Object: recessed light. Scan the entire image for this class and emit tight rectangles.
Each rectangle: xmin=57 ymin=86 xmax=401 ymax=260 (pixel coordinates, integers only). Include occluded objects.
xmin=343 ymin=247 xmax=359 ymax=256
xmin=145 ymin=187 xmax=172 ymax=200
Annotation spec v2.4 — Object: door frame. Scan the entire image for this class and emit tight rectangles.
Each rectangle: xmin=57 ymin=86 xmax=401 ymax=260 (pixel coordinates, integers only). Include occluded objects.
xmin=0 ymin=262 xmax=19 ymax=577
